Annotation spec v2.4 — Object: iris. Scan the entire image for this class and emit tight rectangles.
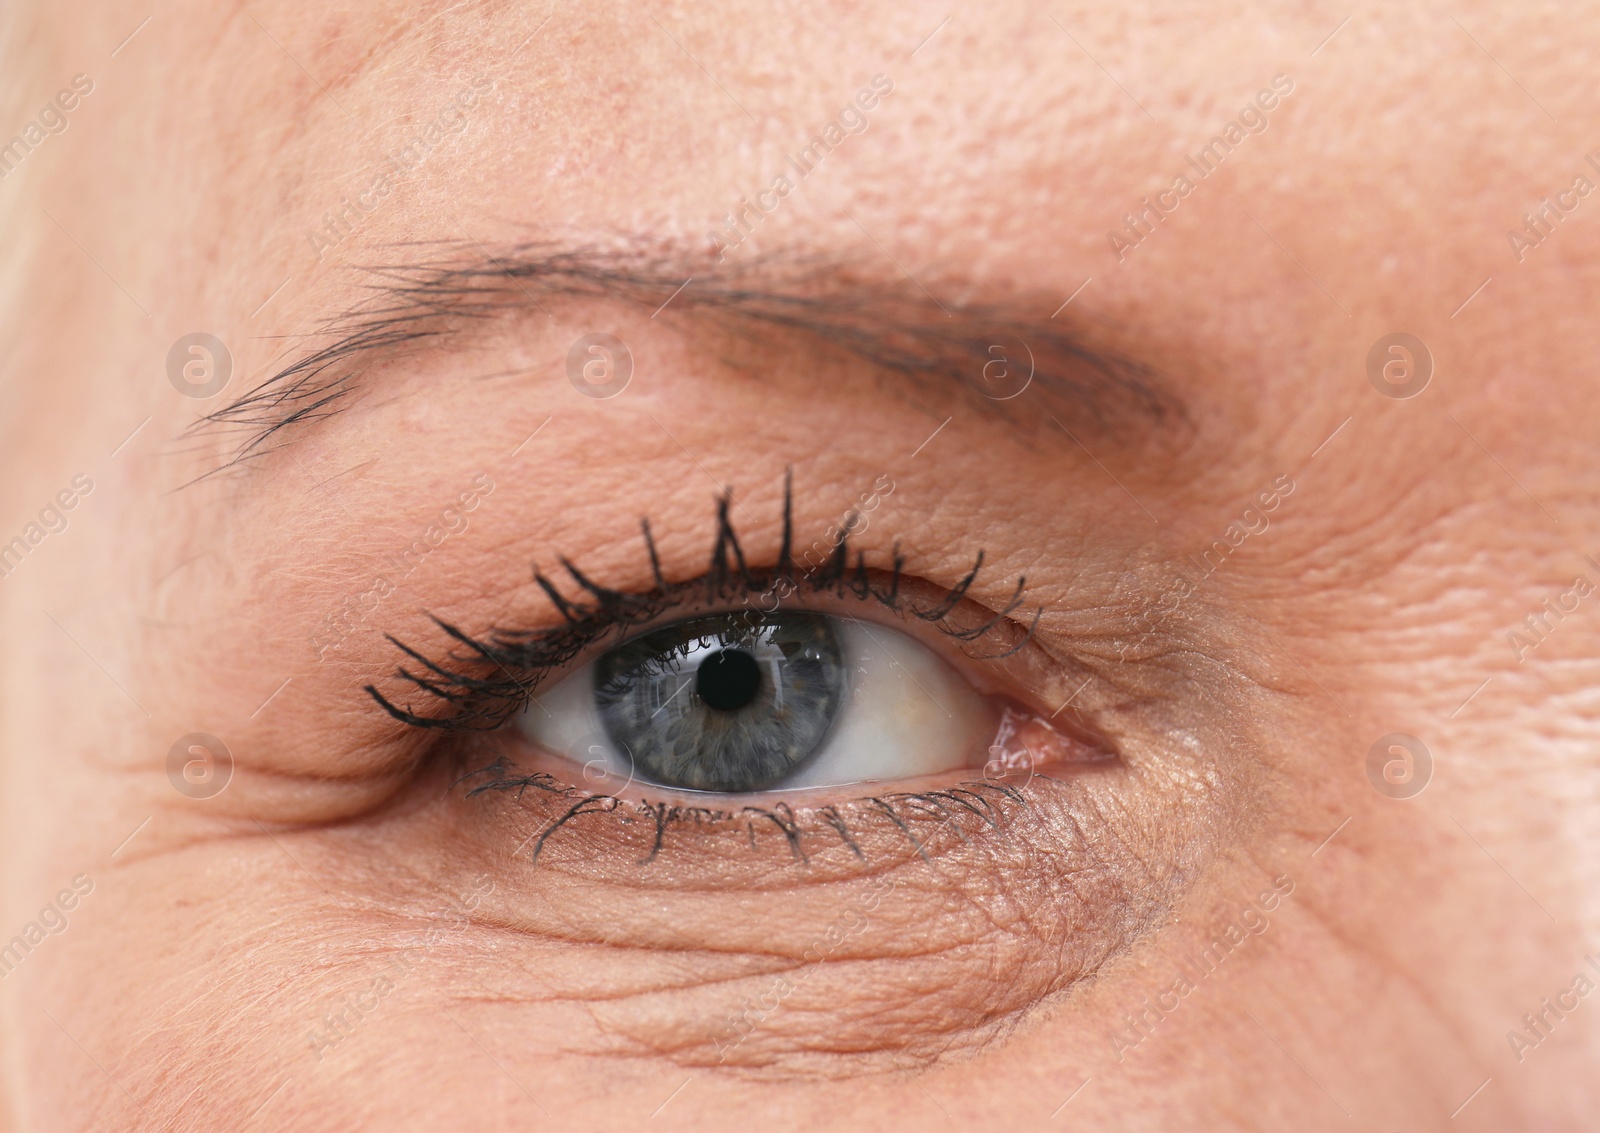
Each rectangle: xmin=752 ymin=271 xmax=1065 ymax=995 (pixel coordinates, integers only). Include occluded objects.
xmin=593 ymin=610 xmax=847 ymax=791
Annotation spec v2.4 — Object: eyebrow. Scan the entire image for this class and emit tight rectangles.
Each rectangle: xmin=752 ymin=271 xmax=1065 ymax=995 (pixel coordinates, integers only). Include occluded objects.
xmin=196 ymin=242 xmax=1186 ymax=473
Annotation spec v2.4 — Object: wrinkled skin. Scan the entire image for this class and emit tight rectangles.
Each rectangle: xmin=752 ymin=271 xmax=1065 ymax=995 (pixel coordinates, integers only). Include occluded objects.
xmin=1 ymin=2 xmax=1597 ymax=1130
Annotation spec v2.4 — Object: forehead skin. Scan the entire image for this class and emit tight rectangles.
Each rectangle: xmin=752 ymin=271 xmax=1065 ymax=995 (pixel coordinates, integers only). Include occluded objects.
xmin=2 ymin=1 xmax=1599 ymax=1130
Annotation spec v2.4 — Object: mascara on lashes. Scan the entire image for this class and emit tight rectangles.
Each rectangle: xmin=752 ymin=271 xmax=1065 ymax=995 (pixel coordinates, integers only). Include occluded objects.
xmin=363 ymin=471 xmax=1044 ymax=733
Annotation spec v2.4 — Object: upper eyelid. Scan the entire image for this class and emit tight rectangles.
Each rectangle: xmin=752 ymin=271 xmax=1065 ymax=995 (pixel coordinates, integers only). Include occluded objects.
xmin=364 ymin=480 xmax=1045 ymax=733
xmin=365 ymin=545 xmax=1036 ymax=732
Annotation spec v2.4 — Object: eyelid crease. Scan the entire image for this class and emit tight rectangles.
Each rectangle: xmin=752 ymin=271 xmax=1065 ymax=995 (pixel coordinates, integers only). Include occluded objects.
xmin=363 ymin=474 xmax=1045 ymax=734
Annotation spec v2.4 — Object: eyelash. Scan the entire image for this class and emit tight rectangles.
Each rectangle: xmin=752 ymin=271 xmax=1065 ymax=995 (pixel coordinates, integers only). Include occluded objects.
xmin=461 ymin=765 xmax=1035 ymax=866
xmin=362 ymin=471 xmax=1045 ymax=733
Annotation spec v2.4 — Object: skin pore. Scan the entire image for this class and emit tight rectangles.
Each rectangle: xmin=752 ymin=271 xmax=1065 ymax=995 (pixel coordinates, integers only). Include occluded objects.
xmin=2 ymin=1 xmax=1598 ymax=1129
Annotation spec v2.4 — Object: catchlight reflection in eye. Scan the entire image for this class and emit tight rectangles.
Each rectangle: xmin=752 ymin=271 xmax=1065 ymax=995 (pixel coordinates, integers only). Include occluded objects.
xmin=517 ymin=609 xmax=996 ymax=794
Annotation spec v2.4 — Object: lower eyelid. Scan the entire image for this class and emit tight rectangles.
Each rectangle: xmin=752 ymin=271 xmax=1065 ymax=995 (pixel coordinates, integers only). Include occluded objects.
xmin=365 ymin=478 xmax=1055 ymax=737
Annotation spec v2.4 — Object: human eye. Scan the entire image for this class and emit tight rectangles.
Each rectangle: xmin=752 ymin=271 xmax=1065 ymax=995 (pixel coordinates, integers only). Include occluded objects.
xmin=333 ymin=444 xmax=1232 ymax=1075
xmin=526 ymin=605 xmax=997 ymax=795
xmin=365 ymin=478 xmax=1115 ymax=863
xmin=175 ymin=239 xmax=1274 ymax=1086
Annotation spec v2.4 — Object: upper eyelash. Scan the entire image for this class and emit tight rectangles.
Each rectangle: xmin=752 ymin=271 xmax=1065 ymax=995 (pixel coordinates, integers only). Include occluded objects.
xmin=363 ymin=471 xmax=1044 ymax=732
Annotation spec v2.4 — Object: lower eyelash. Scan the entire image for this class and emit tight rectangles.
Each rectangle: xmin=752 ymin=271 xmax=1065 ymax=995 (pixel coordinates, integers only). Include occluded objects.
xmin=364 ymin=471 xmax=1044 ymax=732
xmin=456 ymin=755 xmax=1035 ymax=867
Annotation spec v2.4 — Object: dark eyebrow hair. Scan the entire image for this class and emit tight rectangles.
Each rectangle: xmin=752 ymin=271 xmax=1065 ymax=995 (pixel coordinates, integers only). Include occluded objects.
xmin=193 ymin=242 xmax=1186 ymax=475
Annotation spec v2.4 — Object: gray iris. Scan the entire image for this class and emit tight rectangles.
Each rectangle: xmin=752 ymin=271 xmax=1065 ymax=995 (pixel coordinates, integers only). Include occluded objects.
xmin=593 ymin=610 xmax=847 ymax=792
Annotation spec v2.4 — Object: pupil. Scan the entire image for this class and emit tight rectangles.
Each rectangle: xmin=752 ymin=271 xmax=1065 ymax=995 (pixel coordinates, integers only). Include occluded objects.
xmin=695 ymin=649 xmax=761 ymax=711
